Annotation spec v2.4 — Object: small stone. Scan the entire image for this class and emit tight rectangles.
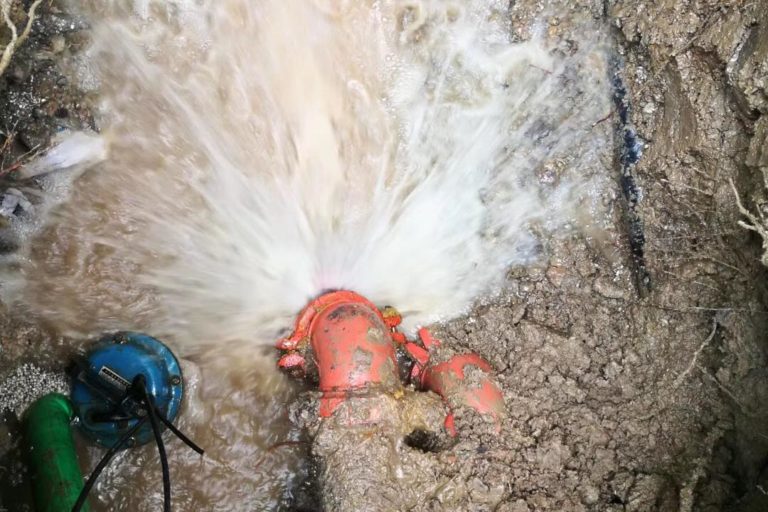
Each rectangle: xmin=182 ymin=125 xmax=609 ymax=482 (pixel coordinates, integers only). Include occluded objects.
xmin=11 ymin=66 xmax=26 ymax=82
xmin=511 ymin=304 xmax=526 ymax=325
xmin=582 ymin=484 xmax=600 ymax=505
xmin=546 ymin=265 xmax=567 ymax=287
xmin=0 ymin=188 xmax=32 ymax=218
xmin=0 ymin=193 xmax=21 ymax=217
xmin=593 ymin=278 xmax=629 ymax=300
xmin=18 ymin=130 xmax=47 ymax=151
xmin=50 ymin=35 xmax=66 ymax=54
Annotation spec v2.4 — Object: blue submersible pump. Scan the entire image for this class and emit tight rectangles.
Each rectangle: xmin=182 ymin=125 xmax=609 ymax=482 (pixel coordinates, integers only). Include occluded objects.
xmin=67 ymin=332 xmax=203 ymax=512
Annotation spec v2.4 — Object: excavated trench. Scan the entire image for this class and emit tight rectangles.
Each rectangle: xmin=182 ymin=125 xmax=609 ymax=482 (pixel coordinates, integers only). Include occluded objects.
xmin=2 ymin=1 xmax=768 ymax=511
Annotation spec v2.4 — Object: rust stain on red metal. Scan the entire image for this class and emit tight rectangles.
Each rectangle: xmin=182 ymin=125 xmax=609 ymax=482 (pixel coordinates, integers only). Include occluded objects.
xmin=420 ymin=353 xmax=505 ymax=435
xmin=276 ymin=291 xmax=400 ymax=416
xmin=407 ymin=330 xmax=504 ymax=436
xmin=311 ymin=303 xmax=395 ymax=392
xmin=277 ymin=290 xmax=505 ymax=429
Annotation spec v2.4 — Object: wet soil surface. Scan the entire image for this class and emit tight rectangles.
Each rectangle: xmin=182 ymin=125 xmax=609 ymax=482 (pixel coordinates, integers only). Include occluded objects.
xmin=2 ymin=1 xmax=768 ymax=511
xmin=430 ymin=1 xmax=768 ymax=510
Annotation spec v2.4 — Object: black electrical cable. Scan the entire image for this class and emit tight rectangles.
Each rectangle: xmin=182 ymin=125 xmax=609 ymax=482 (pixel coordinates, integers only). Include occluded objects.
xmin=135 ymin=375 xmax=171 ymax=512
xmin=153 ymin=407 xmax=204 ymax=455
xmin=71 ymin=373 xmax=204 ymax=512
xmin=71 ymin=416 xmax=148 ymax=512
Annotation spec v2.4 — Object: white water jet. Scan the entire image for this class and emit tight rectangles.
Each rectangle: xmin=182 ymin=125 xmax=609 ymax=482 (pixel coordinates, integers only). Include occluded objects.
xmin=7 ymin=0 xmax=611 ymax=352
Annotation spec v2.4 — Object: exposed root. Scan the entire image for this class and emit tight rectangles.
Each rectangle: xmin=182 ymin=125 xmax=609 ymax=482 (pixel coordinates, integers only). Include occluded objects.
xmin=0 ymin=137 xmax=41 ymax=177
xmin=0 ymin=0 xmax=43 ymax=77
xmin=673 ymin=318 xmax=717 ymax=388
xmin=698 ymin=366 xmax=753 ymax=417
xmin=729 ymin=178 xmax=768 ymax=267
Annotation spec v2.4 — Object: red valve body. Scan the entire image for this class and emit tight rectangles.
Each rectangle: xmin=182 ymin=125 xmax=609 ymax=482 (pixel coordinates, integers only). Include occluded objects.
xmin=277 ymin=291 xmax=504 ymax=430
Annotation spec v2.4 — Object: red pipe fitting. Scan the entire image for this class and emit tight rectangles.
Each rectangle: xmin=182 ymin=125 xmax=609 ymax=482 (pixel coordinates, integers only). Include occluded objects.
xmin=277 ymin=291 xmax=504 ymax=434
xmin=420 ymin=353 xmax=505 ymax=435
xmin=277 ymin=291 xmax=401 ymax=417
xmin=406 ymin=329 xmax=504 ymax=436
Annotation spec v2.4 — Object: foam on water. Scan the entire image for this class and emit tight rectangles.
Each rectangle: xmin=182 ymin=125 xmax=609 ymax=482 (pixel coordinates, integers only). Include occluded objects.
xmin=7 ymin=0 xmax=611 ymax=352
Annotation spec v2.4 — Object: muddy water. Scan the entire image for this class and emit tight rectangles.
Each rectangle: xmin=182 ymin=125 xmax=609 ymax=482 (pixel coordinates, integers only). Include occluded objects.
xmin=68 ymin=356 xmax=306 ymax=511
xmin=3 ymin=0 xmax=615 ymax=509
xmin=11 ymin=0 xmax=612 ymax=345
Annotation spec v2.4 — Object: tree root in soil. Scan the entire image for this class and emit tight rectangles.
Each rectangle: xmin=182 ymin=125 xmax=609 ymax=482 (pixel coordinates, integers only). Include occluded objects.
xmin=0 ymin=0 xmax=43 ymax=77
xmin=730 ymin=178 xmax=768 ymax=268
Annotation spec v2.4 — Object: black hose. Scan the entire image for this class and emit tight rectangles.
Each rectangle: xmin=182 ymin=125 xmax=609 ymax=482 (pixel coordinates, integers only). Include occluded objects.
xmin=135 ymin=375 xmax=171 ymax=512
xmin=154 ymin=406 xmax=204 ymax=456
xmin=71 ymin=417 xmax=148 ymax=512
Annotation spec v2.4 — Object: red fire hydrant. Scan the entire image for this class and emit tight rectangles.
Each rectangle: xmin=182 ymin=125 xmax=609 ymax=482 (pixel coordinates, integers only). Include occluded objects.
xmin=276 ymin=290 xmax=504 ymax=435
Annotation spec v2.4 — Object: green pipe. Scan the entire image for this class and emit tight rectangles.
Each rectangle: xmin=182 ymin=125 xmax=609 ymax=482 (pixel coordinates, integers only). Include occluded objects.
xmin=23 ymin=393 xmax=88 ymax=512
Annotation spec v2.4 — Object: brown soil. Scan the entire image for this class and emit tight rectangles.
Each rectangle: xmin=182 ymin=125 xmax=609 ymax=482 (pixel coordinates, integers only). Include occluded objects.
xmin=427 ymin=1 xmax=768 ymax=510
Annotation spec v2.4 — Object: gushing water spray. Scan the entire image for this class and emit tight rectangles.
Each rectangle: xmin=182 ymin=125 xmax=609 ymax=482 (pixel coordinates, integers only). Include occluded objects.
xmin=7 ymin=0 xmax=611 ymax=352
